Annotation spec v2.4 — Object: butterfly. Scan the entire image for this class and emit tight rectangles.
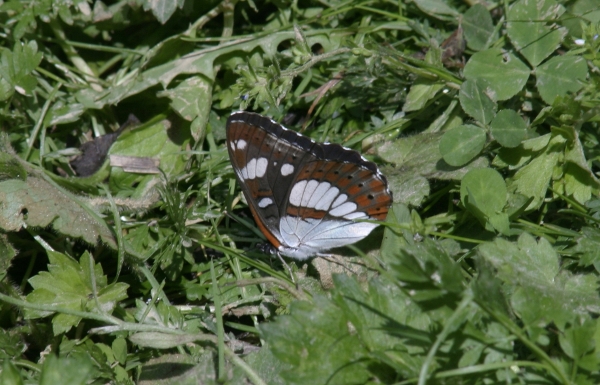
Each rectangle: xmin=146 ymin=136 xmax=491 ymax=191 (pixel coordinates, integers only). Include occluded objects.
xmin=226 ymin=111 xmax=392 ymax=260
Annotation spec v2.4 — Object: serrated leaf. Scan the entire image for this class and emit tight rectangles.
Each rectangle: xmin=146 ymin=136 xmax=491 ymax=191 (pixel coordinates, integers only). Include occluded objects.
xmin=0 ymin=173 xmax=117 ymax=249
xmin=463 ymin=4 xmax=497 ymax=51
xmin=260 ymin=275 xmax=428 ymax=384
xmin=506 ymin=0 xmax=567 ymax=67
xmin=459 ymin=79 xmax=497 ymax=124
xmin=478 ymin=234 xmax=600 ymax=329
xmin=439 ymin=124 xmax=486 ymax=166
xmin=567 ymin=227 xmax=600 ymax=270
xmin=536 ymin=55 xmax=588 ymax=104
xmin=490 ymin=109 xmax=528 ymax=148
xmin=463 ymin=48 xmax=530 ymax=101
xmin=91 ymin=30 xmax=336 ymax=109
xmin=8 ymin=41 xmax=42 ymax=94
xmin=25 ymin=251 xmax=129 ymax=335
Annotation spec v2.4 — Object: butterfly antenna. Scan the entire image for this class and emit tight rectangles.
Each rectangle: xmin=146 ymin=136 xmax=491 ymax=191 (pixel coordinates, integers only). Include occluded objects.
xmin=276 ymin=251 xmax=298 ymax=289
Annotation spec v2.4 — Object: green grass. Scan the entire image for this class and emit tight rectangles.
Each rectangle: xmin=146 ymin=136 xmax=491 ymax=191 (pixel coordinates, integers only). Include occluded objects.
xmin=1 ymin=0 xmax=600 ymax=384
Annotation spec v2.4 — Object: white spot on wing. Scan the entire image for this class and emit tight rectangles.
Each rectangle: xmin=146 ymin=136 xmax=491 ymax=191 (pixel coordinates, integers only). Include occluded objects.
xmin=307 ymin=182 xmax=331 ymax=208
xmin=256 ymin=157 xmax=268 ymax=178
xmin=301 ymin=180 xmax=319 ymax=206
xmin=236 ymin=139 xmax=247 ymax=150
xmin=289 ymin=180 xmax=307 ymax=206
xmin=332 ymin=194 xmax=348 ymax=208
xmin=246 ymin=158 xmax=257 ymax=179
xmin=240 ymin=157 xmax=268 ymax=180
xmin=281 ymin=163 xmax=294 ymax=176
xmin=258 ymin=197 xmax=273 ymax=208
xmin=329 ymin=202 xmax=358 ymax=217
xmin=315 ymin=187 xmax=340 ymax=211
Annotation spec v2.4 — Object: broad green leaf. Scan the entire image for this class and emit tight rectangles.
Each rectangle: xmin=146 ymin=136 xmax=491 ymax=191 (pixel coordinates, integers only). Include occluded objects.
xmin=142 ymin=0 xmax=183 ymax=24
xmin=380 ymin=203 xmax=412 ymax=266
xmin=493 ymin=134 xmax=552 ymax=170
xmin=378 ymin=131 xmax=488 ymax=204
xmin=45 ymin=101 xmax=85 ymax=126
xmin=463 ymin=4 xmax=497 ymax=51
xmin=563 ymin=163 xmax=597 ymax=205
xmin=385 ymin=172 xmax=430 ymax=207
xmin=459 ymin=79 xmax=497 ymax=124
xmin=108 ymin=119 xmax=189 ymax=197
xmin=487 ymin=212 xmax=510 ymax=235
xmin=39 ymin=355 xmax=93 ymax=385
xmin=378 ymin=132 xmax=444 ymax=168
xmin=157 ymin=75 xmax=213 ymax=142
xmin=512 ymin=135 xmax=565 ymax=210
xmin=439 ymin=124 xmax=486 ymax=166
xmin=506 ymin=0 xmax=567 ymax=67
xmin=403 ymin=80 xmax=445 ymax=112
xmin=460 ymin=168 xmax=508 ymax=233
xmin=129 ymin=332 xmax=202 ymax=349
xmin=558 ymin=318 xmax=596 ymax=360
xmin=479 ymin=234 xmax=600 ymax=330
xmin=378 ymin=134 xmax=440 ymax=206
xmin=490 ymin=109 xmax=528 ymax=148
xmin=536 ymin=55 xmax=588 ymax=104
xmin=463 ymin=48 xmax=530 ymax=101
xmin=0 ymin=360 xmax=23 ymax=385
xmin=412 ymin=0 xmax=459 ymax=17
xmin=112 ymin=337 xmax=127 ymax=365
xmin=391 ymin=239 xmax=464 ymax=301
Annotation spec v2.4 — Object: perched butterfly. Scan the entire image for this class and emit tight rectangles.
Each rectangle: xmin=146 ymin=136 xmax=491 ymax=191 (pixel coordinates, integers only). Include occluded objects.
xmin=226 ymin=111 xmax=392 ymax=260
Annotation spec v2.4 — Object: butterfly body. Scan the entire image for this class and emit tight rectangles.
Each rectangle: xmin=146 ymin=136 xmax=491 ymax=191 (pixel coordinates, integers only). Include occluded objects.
xmin=226 ymin=111 xmax=392 ymax=260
